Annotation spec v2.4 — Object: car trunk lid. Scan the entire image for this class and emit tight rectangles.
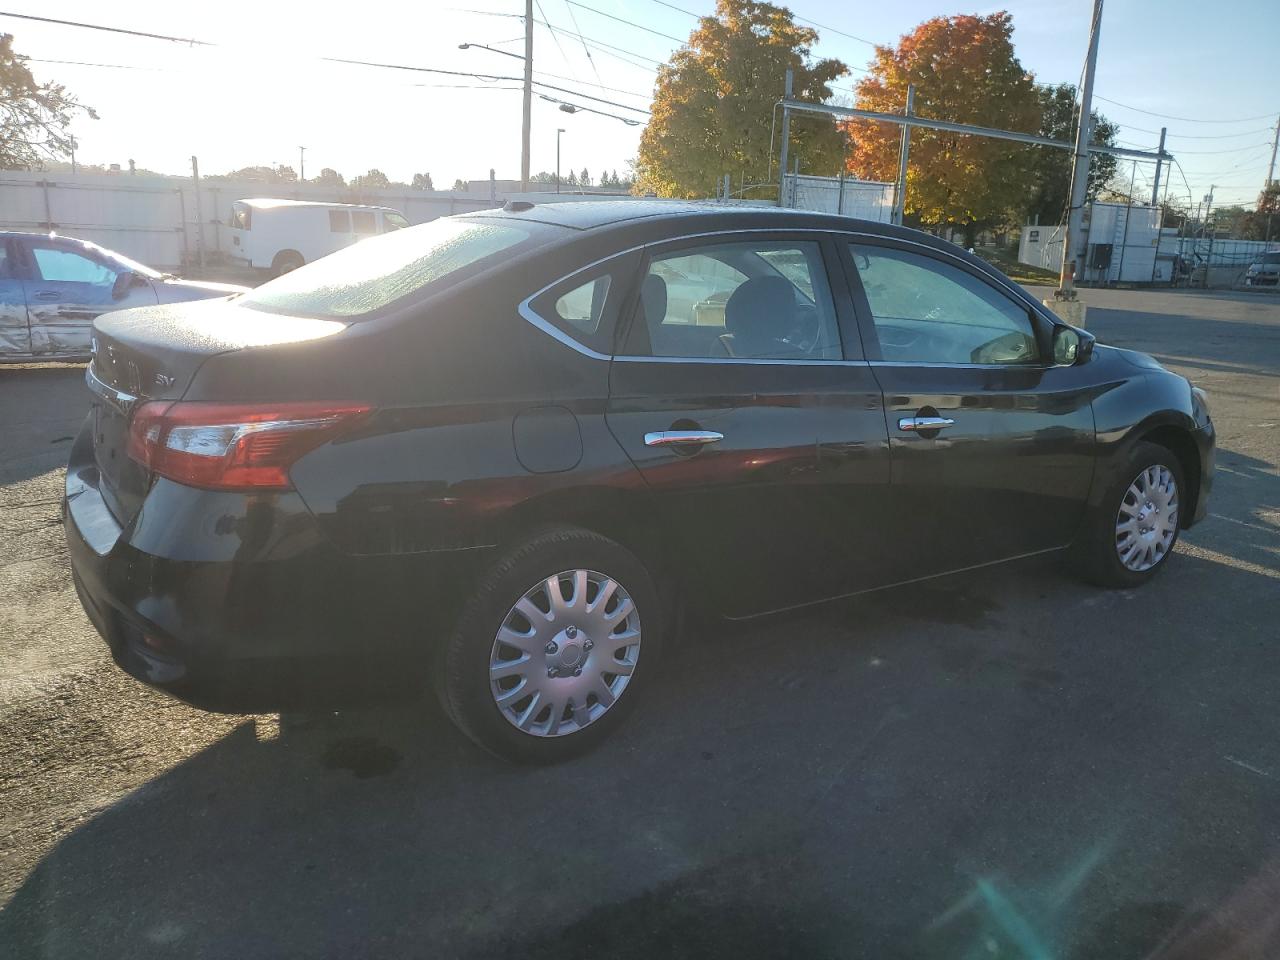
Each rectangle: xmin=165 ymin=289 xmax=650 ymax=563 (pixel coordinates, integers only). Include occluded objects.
xmin=87 ymin=299 xmax=346 ymax=524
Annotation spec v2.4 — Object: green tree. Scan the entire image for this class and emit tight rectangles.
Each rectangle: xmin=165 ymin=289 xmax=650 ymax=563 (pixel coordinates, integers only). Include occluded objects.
xmin=450 ymin=177 xmax=466 ymax=191
xmin=579 ymin=167 xmax=591 ymax=187
xmin=1023 ymin=83 xmax=1118 ymax=226
xmin=351 ymin=168 xmax=389 ymax=190
xmin=0 ymin=34 xmax=96 ymax=169
xmin=845 ymin=12 xmax=1041 ymax=242
xmin=411 ymin=172 xmax=434 ymax=190
xmin=566 ymin=170 xmax=579 ymax=187
xmin=207 ymin=164 xmax=296 ymax=183
xmin=636 ymin=0 xmax=847 ymax=199
xmin=315 ymin=167 xmax=345 ymax=186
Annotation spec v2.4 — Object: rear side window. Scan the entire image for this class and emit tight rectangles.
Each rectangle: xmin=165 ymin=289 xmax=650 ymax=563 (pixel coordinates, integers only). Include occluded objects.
xmin=329 ymin=210 xmax=350 ymax=233
xmin=622 ymin=239 xmax=842 ymax=361
xmin=351 ymin=211 xmax=377 ymax=235
xmin=239 ymin=218 xmax=529 ymax=319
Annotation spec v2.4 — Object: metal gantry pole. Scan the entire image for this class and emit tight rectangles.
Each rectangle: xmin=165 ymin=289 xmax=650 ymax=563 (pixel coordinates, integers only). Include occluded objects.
xmin=778 ymin=69 xmax=793 ymax=206
xmin=521 ymin=0 xmax=533 ymax=191
xmin=1150 ymin=127 xmax=1166 ymax=206
xmin=1059 ymin=0 xmax=1105 ymax=297
xmin=893 ymin=84 xmax=915 ymax=225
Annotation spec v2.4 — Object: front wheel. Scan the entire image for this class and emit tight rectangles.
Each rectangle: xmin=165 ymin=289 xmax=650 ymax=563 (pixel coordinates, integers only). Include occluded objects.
xmin=437 ymin=526 xmax=661 ymax=762
xmin=1077 ymin=441 xmax=1185 ymax=588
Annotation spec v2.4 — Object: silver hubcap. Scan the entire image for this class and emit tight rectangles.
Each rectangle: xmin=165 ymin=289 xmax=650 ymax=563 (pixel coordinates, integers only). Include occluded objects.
xmin=489 ymin=569 xmax=641 ymax=738
xmin=1115 ymin=464 xmax=1179 ymax=572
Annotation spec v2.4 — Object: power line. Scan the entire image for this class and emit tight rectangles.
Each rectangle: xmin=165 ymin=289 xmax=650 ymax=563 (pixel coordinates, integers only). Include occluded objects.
xmin=28 ymin=58 xmax=160 ymax=70
xmin=565 ymin=0 xmax=685 ymax=43
xmin=1095 ymin=95 xmax=1278 ymax=125
xmin=0 ymin=10 xmax=211 ymax=45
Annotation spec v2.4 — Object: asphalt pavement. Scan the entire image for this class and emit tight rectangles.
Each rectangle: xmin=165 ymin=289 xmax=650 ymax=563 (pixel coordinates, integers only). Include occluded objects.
xmin=1 ymin=287 xmax=1279 ymax=959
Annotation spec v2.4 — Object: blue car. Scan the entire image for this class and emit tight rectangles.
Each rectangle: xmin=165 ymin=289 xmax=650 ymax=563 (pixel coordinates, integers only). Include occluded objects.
xmin=0 ymin=232 xmax=247 ymax=361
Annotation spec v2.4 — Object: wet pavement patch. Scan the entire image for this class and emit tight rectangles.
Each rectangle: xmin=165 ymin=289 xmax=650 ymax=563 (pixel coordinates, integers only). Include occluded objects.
xmin=320 ymin=737 xmax=401 ymax=779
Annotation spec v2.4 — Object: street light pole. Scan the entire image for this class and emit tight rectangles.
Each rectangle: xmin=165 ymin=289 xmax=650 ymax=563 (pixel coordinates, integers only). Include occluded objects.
xmin=1059 ymin=0 xmax=1104 ymax=300
xmin=298 ymin=145 xmax=306 ymax=183
xmin=556 ymin=128 xmax=565 ymax=194
xmin=522 ymin=0 xmax=533 ymax=192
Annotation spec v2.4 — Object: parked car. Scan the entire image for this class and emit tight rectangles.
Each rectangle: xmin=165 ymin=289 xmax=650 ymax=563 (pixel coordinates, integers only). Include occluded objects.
xmin=64 ymin=202 xmax=1215 ymax=762
xmin=0 ymin=232 xmax=246 ymax=362
xmin=228 ymin=198 xmax=410 ymax=277
xmin=1243 ymin=250 xmax=1280 ymax=287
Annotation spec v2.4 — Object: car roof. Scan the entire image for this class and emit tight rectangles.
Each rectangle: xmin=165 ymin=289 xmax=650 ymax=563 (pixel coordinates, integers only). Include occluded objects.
xmin=234 ymin=198 xmax=398 ymax=212
xmin=461 ymin=199 xmax=957 ymax=247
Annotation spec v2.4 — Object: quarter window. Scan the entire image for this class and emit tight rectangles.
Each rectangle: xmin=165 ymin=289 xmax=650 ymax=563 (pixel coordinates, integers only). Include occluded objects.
xmin=851 ymin=244 xmax=1040 ymax=365
xmin=554 ymin=276 xmax=611 ymax=337
xmin=31 ymin=247 xmax=117 ymax=285
xmin=624 ymin=240 xmax=841 ymax=361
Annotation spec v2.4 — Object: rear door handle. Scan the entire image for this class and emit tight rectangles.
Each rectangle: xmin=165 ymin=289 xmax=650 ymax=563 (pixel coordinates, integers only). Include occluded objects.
xmin=898 ymin=416 xmax=955 ymax=432
xmin=644 ymin=430 xmax=724 ymax=447
xmin=31 ymin=290 xmax=62 ymax=302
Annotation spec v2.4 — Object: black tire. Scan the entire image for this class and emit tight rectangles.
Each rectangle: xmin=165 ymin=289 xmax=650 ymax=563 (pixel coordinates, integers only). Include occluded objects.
xmin=436 ymin=526 xmax=662 ymax=763
xmin=1076 ymin=441 xmax=1186 ymax=588
xmin=271 ymin=250 xmax=304 ymax=277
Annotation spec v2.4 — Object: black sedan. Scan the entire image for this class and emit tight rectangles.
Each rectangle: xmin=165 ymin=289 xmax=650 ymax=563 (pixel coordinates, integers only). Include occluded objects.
xmin=64 ymin=202 xmax=1214 ymax=762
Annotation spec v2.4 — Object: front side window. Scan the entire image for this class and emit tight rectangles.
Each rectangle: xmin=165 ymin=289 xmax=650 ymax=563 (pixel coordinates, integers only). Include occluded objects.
xmin=239 ymin=218 xmax=529 ymax=319
xmin=850 ymin=244 xmax=1040 ymax=365
xmin=231 ymin=202 xmax=252 ymax=231
xmin=351 ymin=211 xmax=377 ymax=235
xmin=383 ymin=212 xmax=410 ymax=232
xmin=624 ymin=240 xmax=841 ymax=361
xmin=31 ymin=246 xmax=117 ymax=286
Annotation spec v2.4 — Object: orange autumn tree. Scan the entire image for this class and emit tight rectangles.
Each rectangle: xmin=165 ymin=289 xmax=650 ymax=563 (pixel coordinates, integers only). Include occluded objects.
xmin=845 ymin=12 xmax=1040 ymax=242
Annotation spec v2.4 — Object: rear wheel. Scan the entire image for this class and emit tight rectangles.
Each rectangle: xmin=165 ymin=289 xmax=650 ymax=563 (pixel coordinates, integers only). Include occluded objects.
xmin=1077 ymin=441 xmax=1185 ymax=588
xmin=271 ymin=250 xmax=304 ymax=276
xmin=437 ymin=526 xmax=661 ymax=762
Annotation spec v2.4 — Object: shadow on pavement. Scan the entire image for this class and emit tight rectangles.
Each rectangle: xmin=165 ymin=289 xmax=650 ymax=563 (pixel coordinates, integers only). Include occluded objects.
xmin=4 ymin=542 xmax=1280 ymax=959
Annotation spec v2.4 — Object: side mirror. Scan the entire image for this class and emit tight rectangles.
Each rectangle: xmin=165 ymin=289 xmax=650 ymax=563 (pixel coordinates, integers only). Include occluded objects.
xmin=111 ymin=270 xmax=138 ymax=300
xmin=1052 ymin=325 xmax=1095 ymax=366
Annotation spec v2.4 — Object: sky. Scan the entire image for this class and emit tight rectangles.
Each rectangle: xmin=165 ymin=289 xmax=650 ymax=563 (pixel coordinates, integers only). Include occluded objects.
xmin=5 ymin=0 xmax=1277 ymax=210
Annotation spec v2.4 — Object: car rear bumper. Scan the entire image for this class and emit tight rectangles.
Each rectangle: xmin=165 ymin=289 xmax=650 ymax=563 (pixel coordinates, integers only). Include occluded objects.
xmin=63 ymin=414 xmax=485 ymax=712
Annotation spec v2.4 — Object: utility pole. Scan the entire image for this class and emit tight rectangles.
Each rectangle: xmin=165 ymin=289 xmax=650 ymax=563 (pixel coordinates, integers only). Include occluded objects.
xmin=778 ymin=68 xmax=793 ymax=206
xmin=1150 ymin=127 xmax=1166 ymax=206
xmin=893 ymin=84 xmax=915 ymax=226
xmin=299 ymin=146 xmax=306 ymax=183
xmin=521 ymin=0 xmax=533 ymax=192
xmin=1058 ymin=0 xmax=1104 ymax=302
xmin=556 ymin=128 xmax=565 ymax=194
xmin=1267 ymin=117 xmax=1279 ymax=188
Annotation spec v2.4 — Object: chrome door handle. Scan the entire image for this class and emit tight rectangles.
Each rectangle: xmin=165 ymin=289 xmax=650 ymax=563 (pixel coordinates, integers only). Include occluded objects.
xmin=898 ymin=416 xmax=956 ymax=432
xmin=32 ymin=290 xmax=62 ymax=302
xmin=644 ymin=430 xmax=724 ymax=447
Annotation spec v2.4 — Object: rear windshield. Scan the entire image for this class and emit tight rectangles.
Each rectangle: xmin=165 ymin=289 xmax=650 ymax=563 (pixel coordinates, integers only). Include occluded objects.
xmin=238 ymin=218 xmax=529 ymax=319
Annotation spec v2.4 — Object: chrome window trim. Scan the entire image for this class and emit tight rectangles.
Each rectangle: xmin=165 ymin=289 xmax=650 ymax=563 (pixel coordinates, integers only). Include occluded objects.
xmin=515 ymin=224 xmax=1047 ymax=363
xmin=868 ymin=360 xmax=1054 ymax=371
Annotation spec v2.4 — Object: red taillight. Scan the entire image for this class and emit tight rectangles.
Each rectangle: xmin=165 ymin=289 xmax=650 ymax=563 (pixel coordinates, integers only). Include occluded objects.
xmin=127 ymin=401 xmax=372 ymax=491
